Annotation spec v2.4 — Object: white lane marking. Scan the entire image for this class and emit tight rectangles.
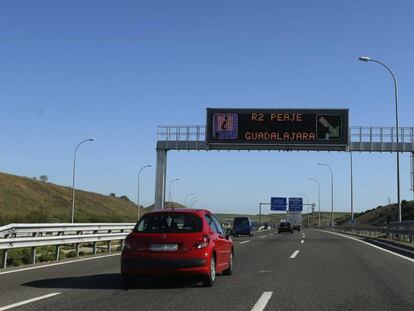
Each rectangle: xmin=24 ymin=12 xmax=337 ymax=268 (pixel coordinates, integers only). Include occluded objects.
xmin=0 ymin=293 xmax=61 ymax=311
xmin=290 ymin=250 xmax=300 ymax=259
xmin=260 ymin=235 xmax=266 ymax=239
xmin=259 ymin=270 xmax=272 ymax=273
xmin=318 ymin=230 xmax=414 ymax=263
xmin=270 ymin=233 xmax=273 ymax=235
xmin=300 ymin=240 xmax=304 ymax=244
xmin=0 ymin=253 xmax=120 ymax=275
xmin=251 ymin=291 xmax=273 ymax=311
xmin=240 ymin=240 xmax=251 ymax=245
xmin=371 ymin=239 xmax=414 ymax=255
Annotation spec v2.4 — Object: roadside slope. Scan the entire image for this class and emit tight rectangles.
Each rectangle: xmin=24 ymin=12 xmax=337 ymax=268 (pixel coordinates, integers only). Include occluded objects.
xmin=0 ymin=172 xmax=141 ymax=225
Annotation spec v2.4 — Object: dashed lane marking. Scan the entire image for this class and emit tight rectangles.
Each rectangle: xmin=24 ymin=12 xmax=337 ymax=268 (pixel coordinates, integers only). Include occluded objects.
xmin=251 ymin=292 xmax=273 ymax=311
xmin=0 ymin=293 xmax=61 ymax=311
xmin=290 ymin=250 xmax=300 ymax=259
xmin=240 ymin=240 xmax=251 ymax=245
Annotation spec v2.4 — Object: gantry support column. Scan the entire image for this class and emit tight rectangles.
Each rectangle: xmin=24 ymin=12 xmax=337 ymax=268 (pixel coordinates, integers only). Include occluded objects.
xmin=154 ymin=148 xmax=167 ymax=210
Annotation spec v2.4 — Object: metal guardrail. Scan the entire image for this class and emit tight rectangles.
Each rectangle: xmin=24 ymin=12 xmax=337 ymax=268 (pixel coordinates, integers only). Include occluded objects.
xmin=334 ymin=226 xmax=414 ymax=245
xmin=156 ymin=125 xmax=414 ymax=152
xmin=0 ymin=223 xmax=135 ymax=269
xmin=0 ymin=223 xmax=135 ymax=238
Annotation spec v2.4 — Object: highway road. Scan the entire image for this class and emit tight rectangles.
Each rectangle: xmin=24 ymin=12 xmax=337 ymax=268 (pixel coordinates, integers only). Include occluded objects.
xmin=1 ymin=229 xmax=413 ymax=311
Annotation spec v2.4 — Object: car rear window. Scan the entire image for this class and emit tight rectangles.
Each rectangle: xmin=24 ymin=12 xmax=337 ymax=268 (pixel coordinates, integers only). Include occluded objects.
xmin=135 ymin=213 xmax=202 ymax=233
xmin=234 ymin=217 xmax=249 ymax=225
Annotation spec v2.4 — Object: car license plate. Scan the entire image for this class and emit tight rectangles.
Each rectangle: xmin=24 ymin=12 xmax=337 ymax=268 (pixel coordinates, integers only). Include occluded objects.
xmin=149 ymin=244 xmax=178 ymax=252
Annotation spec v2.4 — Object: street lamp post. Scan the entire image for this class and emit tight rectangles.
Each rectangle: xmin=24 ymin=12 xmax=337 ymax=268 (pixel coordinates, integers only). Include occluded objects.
xmin=137 ymin=164 xmax=152 ymax=221
xmin=359 ymin=56 xmax=401 ymax=222
xmin=318 ymin=162 xmax=334 ymax=226
xmin=299 ymin=193 xmax=310 ymax=226
xmin=168 ymin=178 xmax=180 ymax=209
xmin=189 ymin=196 xmax=197 ymax=208
xmin=309 ymin=178 xmax=321 ymax=227
xmin=71 ymin=138 xmax=95 ymax=223
xmin=184 ymin=193 xmax=195 ymax=207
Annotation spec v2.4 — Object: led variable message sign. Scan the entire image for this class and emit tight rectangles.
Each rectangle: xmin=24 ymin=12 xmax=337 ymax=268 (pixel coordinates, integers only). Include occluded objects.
xmin=206 ymin=108 xmax=349 ymax=149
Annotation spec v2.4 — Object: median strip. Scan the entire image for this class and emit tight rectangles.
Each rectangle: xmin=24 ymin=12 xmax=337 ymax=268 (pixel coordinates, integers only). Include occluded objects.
xmin=290 ymin=250 xmax=300 ymax=259
xmin=0 ymin=293 xmax=61 ymax=311
xmin=251 ymin=291 xmax=273 ymax=311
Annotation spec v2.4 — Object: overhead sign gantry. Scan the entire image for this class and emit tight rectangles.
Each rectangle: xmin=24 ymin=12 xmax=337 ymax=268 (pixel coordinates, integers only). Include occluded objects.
xmin=154 ymin=108 xmax=414 ymax=210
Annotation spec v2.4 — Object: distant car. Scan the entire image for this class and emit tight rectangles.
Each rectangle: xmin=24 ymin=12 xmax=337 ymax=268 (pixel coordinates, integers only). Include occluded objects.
xmin=232 ymin=216 xmax=254 ymax=237
xmin=121 ymin=208 xmax=234 ymax=288
xmin=292 ymin=224 xmax=301 ymax=231
xmin=278 ymin=222 xmax=293 ymax=234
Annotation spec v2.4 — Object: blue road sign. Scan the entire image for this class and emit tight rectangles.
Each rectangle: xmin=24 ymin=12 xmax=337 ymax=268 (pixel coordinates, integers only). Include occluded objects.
xmin=289 ymin=197 xmax=303 ymax=211
xmin=271 ymin=197 xmax=287 ymax=211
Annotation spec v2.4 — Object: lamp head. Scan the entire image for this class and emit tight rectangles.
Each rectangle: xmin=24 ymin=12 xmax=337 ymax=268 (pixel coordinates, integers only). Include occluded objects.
xmin=358 ymin=56 xmax=370 ymax=62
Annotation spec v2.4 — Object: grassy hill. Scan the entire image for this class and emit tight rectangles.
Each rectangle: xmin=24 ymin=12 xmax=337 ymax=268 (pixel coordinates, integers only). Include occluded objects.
xmin=1 ymin=171 xmax=412 ymax=227
xmin=336 ymin=200 xmax=414 ymax=226
xmin=0 ymin=172 xmax=145 ymax=225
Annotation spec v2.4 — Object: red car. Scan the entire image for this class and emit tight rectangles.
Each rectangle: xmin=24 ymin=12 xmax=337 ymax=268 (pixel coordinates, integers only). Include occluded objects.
xmin=121 ymin=208 xmax=234 ymax=287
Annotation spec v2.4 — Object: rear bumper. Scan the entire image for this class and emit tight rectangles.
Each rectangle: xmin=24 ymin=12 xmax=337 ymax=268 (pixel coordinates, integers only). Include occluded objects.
xmin=278 ymin=228 xmax=293 ymax=232
xmin=121 ymin=250 xmax=210 ymax=276
xmin=233 ymin=229 xmax=251 ymax=235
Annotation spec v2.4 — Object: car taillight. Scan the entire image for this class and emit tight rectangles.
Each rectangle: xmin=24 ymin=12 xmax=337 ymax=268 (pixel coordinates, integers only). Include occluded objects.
xmin=194 ymin=235 xmax=210 ymax=249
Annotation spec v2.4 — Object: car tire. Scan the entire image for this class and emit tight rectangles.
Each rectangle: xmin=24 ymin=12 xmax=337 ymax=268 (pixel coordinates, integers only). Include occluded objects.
xmin=223 ymin=251 xmax=234 ymax=275
xmin=121 ymin=274 xmax=135 ymax=290
xmin=202 ymin=255 xmax=216 ymax=287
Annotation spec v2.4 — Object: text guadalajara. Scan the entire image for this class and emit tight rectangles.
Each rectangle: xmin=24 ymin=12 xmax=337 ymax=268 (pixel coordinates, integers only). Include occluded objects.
xmin=247 ymin=113 xmax=315 ymax=141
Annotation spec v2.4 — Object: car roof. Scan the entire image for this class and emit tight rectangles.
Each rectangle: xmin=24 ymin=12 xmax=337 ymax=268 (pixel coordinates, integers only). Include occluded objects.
xmin=147 ymin=208 xmax=210 ymax=215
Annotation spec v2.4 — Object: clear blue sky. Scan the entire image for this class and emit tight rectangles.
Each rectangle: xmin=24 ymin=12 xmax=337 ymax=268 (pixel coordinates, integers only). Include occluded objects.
xmin=1 ymin=1 xmax=414 ymax=218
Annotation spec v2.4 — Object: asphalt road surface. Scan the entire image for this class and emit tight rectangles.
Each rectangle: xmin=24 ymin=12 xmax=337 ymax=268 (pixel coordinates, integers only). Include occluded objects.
xmin=1 ymin=229 xmax=413 ymax=311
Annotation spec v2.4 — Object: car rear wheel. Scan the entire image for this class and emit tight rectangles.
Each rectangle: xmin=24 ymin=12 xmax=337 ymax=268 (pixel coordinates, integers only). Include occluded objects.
xmin=223 ymin=251 xmax=234 ymax=275
xmin=202 ymin=255 xmax=216 ymax=287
